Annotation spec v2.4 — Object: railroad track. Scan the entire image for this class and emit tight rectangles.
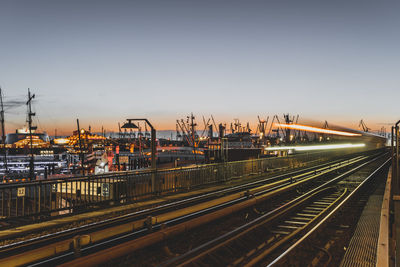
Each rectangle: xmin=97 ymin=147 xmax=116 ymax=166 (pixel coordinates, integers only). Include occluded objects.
xmin=48 ymin=152 xmax=387 ymax=267
xmin=266 ymin=157 xmax=391 ymax=267
xmin=0 ymin=152 xmax=383 ymax=266
xmin=160 ymin=154 xmax=390 ymax=267
xmin=161 ymin=187 xmax=346 ymax=267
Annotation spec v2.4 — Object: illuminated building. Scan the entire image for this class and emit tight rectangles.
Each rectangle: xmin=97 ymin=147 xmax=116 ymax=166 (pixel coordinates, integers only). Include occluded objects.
xmin=13 ymin=135 xmax=50 ymax=149
xmin=5 ymin=128 xmax=50 ymax=148
xmin=67 ymin=129 xmax=106 ymax=147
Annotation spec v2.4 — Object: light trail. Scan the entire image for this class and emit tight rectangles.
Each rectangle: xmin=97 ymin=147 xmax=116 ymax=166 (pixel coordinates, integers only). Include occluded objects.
xmin=275 ymin=123 xmax=362 ymax=137
xmin=265 ymin=143 xmax=365 ymax=151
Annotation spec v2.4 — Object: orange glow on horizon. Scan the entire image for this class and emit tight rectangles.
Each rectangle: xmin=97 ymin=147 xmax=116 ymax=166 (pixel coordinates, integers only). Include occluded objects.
xmin=275 ymin=123 xmax=362 ymax=137
xmin=7 ymin=116 xmax=380 ymax=136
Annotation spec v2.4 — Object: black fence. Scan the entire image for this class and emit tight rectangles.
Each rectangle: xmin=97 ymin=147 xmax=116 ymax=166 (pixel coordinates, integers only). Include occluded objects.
xmin=0 ymin=147 xmax=375 ymax=219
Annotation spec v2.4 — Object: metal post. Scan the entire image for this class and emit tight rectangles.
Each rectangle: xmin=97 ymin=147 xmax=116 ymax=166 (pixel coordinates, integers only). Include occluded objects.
xmin=27 ymin=89 xmax=36 ymax=180
xmin=396 ymin=125 xmax=399 ymax=193
xmin=191 ymin=114 xmax=197 ymax=164
xmin=77 ymin=119 xmax=84 ymax=175
xmin=151 ymin=128 xmax=156 ymax=170
xmin=150 ymin=126 xmax=157 ymax=194
xmin=395 ymin=120 xmax=400 ymax=193
xmin=393 ymin=127 xmax=396 ymax=194
xmin=0 ymin=87 xmax=8 ymax=175
xmin=394 ymin=121 xmax=400 ymax=266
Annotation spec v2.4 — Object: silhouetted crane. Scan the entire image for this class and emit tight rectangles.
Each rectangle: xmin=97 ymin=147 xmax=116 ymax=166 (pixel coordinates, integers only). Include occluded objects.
xmin=359 ymin=119 xmax=370 ymax=132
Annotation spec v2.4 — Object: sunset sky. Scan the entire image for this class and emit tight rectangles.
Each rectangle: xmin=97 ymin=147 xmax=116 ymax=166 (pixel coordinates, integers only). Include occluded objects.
xmin=0 ymin=0 xmax=399 ymax=135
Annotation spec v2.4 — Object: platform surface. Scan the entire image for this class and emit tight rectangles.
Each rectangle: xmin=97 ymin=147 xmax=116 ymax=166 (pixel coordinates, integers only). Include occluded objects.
xmin=340 ymin=175 xmax=386 ymax=267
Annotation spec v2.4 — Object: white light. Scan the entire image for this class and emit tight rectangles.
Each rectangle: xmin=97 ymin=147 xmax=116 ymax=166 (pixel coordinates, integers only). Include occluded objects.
xmin=275 ymin=123 xmax=362 ymax=137
xmin=265 ymin=143 xmax=365 ymax=151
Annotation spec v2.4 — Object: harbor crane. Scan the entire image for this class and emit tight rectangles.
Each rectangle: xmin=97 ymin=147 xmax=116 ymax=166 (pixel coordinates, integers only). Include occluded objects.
xmin=359 ymin=119 xmax=370 ymax=132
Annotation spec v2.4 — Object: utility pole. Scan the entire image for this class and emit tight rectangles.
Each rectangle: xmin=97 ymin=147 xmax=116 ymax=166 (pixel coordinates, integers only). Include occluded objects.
xmin=0 ymin=87 xmax=8 ymax=174
xmin=190 ymin=113 xmax=197 ymax=164
xmin=26 ymin=89 xmax=36 ymax=180
xmin=77 ymin=119 xmax=84 ymax=175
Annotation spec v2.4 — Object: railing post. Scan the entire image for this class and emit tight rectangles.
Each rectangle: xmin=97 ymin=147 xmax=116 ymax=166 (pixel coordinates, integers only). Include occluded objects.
xmin=224 ymin=161 xmax=227 ymax=182
xmin=38 ymin=183 xmax=41 ymax=214
xmin=150 ymin=128 xmax=157 ymax=195
xmin=396 ymin=126 xmax=399 ymax=193
xmin=393 ymin=121 xmax=400 ymax=266
xmin=392 ymin=127 xmax=396 ymax=194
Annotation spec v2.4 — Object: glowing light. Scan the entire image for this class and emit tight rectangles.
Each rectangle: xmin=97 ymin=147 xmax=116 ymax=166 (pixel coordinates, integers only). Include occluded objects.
xmin=54 ymin=138 xmax=69 ymax=145
xmin=275 ymin=123 xmax=362 ymax=137
xmin=265 ymin=143 xmax=365 ymax=151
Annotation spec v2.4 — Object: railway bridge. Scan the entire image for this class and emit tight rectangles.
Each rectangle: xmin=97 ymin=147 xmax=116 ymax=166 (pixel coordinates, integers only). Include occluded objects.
xmin=0 ymin=138 xmax=398 ymax=266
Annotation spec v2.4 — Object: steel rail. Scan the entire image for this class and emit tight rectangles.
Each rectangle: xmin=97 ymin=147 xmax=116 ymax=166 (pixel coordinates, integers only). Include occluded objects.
xmin=49 ymin=154 xmax=383 ymax=267
xmin=241 ymin=188 xmax=347 ymax=266
xmin=267 ymin=157 xmax=391 ymax=266
xmin=164 ymin=188 xmax=347 ymax=267
xmin=161 ymin=154 xmax=387 ymax=267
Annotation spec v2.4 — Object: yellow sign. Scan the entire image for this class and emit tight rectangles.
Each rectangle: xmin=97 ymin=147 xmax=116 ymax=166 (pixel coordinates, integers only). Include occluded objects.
xmin=17 ymin=187 xmax=26 ymax=197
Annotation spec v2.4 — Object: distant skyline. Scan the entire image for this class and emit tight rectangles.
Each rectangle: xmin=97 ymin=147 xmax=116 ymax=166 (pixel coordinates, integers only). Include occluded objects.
xmin=1 ymin=0 xmax=399 ymax=135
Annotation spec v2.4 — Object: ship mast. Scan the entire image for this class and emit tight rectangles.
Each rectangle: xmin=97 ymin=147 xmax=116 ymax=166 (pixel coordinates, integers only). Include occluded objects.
xmin=190 ymin=113 xmax=197 ymax=164
xmin=0 ymin=87 xmax=8 ymax=174
xmin=27 ymin=89 xmax=36 ymax=180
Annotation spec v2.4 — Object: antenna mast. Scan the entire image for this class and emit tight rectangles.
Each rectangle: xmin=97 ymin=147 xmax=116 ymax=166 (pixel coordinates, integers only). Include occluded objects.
xmin=0 ymin=87 xmax=8 ymax=174
xmin=27 ymin=88 xmax=36 ymax=180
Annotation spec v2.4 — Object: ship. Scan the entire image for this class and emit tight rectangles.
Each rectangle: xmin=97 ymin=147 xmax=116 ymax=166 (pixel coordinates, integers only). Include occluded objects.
xmin=5 ymin=127 xmax=50 ymax=148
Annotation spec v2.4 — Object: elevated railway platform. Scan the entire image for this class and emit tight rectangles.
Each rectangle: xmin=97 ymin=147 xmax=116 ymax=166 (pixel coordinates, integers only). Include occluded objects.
xmin=340 ymin=167 xmax=388 ymax=267
xmin=0 ymin=146 xmax=396 ymax=266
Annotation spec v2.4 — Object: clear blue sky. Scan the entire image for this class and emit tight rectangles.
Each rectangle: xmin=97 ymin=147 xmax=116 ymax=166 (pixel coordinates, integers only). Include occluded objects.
xmin=0 ymin=0 xmax=399 ymax=134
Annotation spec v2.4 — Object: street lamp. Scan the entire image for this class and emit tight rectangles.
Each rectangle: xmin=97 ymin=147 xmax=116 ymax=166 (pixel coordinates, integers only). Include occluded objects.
xmin=123 ymin=118 xmax=158 ymax=192
xmin=121 ymin=120 xmax=139 ymax=130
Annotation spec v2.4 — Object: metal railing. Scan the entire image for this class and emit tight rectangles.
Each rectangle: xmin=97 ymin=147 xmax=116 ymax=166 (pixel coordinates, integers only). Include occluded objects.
xmin=0 ymin=147 xmax=377 ymax=219
xmin=390 ymin=120 xmax=400 ymax=266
